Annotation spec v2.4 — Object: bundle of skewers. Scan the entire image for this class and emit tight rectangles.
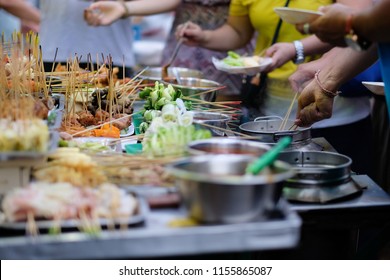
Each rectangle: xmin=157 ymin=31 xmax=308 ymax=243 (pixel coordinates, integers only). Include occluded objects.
xmin=56 ymin=56 xmax=146 ymax=139
xmin=0 ymin=32 xmax=53 ymax=152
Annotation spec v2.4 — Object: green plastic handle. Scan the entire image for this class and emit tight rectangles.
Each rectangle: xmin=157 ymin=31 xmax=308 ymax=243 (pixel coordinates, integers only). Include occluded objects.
xmin=245 ymin=136 xmax=292 ymax=175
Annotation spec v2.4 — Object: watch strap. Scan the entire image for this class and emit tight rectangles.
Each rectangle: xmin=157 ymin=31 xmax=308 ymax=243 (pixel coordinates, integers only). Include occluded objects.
xmin=293 ymin=40 xmax=305 ymax=64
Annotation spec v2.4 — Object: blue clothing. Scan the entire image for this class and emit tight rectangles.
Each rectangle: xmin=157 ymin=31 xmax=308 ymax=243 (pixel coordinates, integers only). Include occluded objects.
xmin=339 ymin=61 xmax=382 ymax=97
xmin=378 ymin=42 xmax=390 ymax=120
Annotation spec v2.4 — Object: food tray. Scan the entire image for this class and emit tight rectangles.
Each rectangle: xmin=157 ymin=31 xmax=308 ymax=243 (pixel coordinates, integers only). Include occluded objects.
xmin=0 ymin=195 xmax=148 ymax=232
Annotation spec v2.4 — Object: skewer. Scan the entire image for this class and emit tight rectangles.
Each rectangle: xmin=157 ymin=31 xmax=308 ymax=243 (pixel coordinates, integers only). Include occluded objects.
xmin=71 ymin=112 xmax=135 ymax=136
xmin=185 ymin=85 xmax=226 ymax=99
xmin=194 ymin=121 xmax=255 ymax=138
xmin=279 ymin=92 xmax=298 ymax=131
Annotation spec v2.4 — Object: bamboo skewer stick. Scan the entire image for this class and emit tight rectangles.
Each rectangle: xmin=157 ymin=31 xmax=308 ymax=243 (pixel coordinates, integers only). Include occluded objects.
xmin=71 ymin=112 xmax=135 ymax=136
xmin=279 ymin=92 xmax=298 ymax=131
xmin=194 ymin=121 xmax=254 ymax=138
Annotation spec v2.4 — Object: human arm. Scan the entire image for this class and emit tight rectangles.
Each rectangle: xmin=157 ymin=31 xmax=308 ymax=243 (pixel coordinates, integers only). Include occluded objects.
xmin=84 ymin=0 xmax=180 ymax=26
xmin=175 ymin=15 xmax=254 ymax=51
xmin=296 ymin=0 xmax=390 ymax=46
xmin=292 ymin=46 xmax=378 ymax=127
xmin=0 ymin=0 xmax=40 ymax=26
xmin=265 ymin=0 xmax=373 ymax=71
xmin=264 ymin=36 xmax=332 ymax=72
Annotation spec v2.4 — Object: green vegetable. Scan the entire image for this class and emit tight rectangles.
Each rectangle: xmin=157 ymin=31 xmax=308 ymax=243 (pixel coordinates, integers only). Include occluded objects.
xmin=142 ymin=123 xmax=212 ymax=157
xmin=222 ymin=51 xmax=245 ymax=66
xmin=227 ymin=50 xmax=241 ymax=59
xmin=58 ymin=139 xmax=69 ymax=147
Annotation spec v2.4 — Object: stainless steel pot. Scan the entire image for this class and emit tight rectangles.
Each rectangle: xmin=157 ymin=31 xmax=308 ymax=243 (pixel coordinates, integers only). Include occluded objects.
xmin=239 ymin=116 xmax=323 ymax=151
xmin=139 ymin=67 xmax=203 ymax=84
xmin=192 ymin=111 xmax=230 ymax=136
xmin=277 ymin=151 xmax=362 ymax=203
xmin=278 ymin=151 xmax=352 ymax=185
xmin=166 ymin=154 xmax=294 ymax=224
xmin=187 ymin=138 xmax=271 ymax=156
xmin=163 ymin=77 xmax=221 ymax=102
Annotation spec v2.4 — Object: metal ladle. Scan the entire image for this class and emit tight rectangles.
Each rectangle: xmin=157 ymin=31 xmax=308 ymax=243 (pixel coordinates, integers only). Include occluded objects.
xmin=161 ymin=22 xmax=189 ymax=81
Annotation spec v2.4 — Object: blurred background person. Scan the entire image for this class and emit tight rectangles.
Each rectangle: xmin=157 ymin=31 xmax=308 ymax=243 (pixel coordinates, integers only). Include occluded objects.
xmin=0 ymin=0 xmax=40 ymax=37
xmin=174 ymin=0 xmax=375 ymax=176
xmin=38 ymin=0 xmax=136 ymax=77
xmin=84 ymin=0 xmax=254 ymax=99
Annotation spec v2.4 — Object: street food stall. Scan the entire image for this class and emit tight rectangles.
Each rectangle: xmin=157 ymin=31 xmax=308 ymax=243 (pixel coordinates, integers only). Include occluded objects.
xmin=1 ymin=33 xmax=390 ymax=261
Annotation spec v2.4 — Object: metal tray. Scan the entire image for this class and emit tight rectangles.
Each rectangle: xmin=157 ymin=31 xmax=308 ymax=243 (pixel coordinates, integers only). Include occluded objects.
xmin=0 ymin=199 xmax=301 ymax=259
xmin=0 ymin=195 xmax=148 ymax=232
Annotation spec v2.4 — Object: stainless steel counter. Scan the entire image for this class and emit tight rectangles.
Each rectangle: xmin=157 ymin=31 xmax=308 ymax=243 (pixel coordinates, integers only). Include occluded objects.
xmin=0 ymin=201 xmax=301 ymax=260
xmin=290 ymin=175 xmax=390 ymax=213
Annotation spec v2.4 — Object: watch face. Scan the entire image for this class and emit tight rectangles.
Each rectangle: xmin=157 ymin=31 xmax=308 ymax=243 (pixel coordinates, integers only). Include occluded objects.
xmin=344 ymin=33 xmax=372 ymax=51
xmin=344 ymin=35 xmax=363 ymax=51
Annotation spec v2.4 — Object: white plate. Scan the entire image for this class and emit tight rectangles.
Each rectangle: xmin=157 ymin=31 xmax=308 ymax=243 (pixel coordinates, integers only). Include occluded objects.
xmin=212 ymin=56 xmax=273 ymax=75
xmin=120 ymin=123 xmax=135 ymax=137
xmin=72 ymin=137 xmax=120 ymax=152
xmin=274 ymin=7 xmax=323 ymax=24
xmin=362 ymin=81 xmax=385 ymax=96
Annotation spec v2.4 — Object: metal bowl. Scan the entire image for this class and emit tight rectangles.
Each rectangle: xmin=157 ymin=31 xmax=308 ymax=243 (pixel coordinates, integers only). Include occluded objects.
xmin=187 ymin=138 xmax=271 ymax=156
xmin=192 ymin=111 xmax=230 ymax=136
xmin=164 ymin=77 xmax=221 ymax=102
xmin=165 ymin=155 xmax=294 ymax=224
xmin=138 ymin=67 xmax=203 ymax=84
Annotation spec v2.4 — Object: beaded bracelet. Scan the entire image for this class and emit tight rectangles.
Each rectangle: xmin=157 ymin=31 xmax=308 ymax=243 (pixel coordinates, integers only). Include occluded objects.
xmin=314 ymin=70 xmax=341 ymax=98
xmin=119 ymin=0 xmax=130 ymax=19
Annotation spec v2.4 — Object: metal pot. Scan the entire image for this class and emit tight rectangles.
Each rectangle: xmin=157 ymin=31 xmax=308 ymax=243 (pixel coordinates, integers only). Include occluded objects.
xmin=239 ymin=116 xmax=323 ymax=151
xmin=192 ymin=111 xmax=231 ymax=136
xmin=165 ymin=154 xmax=294 ymax=224
xmin=187 ymin=138 xmax=271 ymax=156
xmin=278 ymin=151 xmax=352 ymax=185
xmin=163 ymin=77 xmax=221 ymax=102
xmin=138 ymin=67 xmax=203 ymax=84
xmin=277 ymin=151 xmax=361 ymax=203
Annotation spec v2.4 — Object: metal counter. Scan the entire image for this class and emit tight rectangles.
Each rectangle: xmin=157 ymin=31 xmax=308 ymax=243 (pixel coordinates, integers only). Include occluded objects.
xmin=0 ymin=201 xmax=301 ymax=260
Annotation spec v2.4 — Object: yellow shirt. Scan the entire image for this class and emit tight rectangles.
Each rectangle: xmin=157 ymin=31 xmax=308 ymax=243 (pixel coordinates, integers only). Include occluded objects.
xmin=230 ymin=0 xmax=331 ymax=98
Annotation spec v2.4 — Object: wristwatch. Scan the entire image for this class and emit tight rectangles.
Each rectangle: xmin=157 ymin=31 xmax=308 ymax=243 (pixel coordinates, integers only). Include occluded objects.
xmin=293 ymin=40 xmax=305 ymax=64
xmin=344 ymin=14 xmax=372 ymax=51
xmin=344 ymin=30 xmax=372 ymax=51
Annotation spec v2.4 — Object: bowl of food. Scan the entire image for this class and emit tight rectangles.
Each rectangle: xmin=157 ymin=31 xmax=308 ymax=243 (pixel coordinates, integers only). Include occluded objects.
xmin=192 ymin=111 xmax=231 ymax=136
xmin=165 ymin=154 xmax=294 ymax=224
xmin=187 ymin=138 xmax=271 ymax=156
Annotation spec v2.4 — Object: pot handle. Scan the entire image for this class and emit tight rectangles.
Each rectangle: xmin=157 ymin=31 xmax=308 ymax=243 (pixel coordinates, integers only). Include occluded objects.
xmin=273 ymin=131 xmax=300 ymax=142
xmin=254 ymin=115 xmax=283 ymax=122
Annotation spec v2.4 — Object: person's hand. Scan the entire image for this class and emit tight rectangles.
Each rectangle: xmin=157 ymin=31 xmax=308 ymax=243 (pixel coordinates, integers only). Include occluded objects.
xmin=296 ymin=4 xmax=354 ymax=46
xmin=295 ymin=78 xmax=335 ymax=127
xmin=288 ymin=60 xmax=318 ymax=93
xmin=175 ymin=21 xmax=206 ymax=47
xmin=263 ymin=42 xmax=296 ymax=72
xmin=84 ymin=2 xmax=125 ymax=26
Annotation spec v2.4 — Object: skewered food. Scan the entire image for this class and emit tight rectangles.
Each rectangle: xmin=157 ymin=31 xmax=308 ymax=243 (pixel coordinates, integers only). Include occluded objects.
xmin=1 ymin=182 xmax=138 ymax=222
xmin=0 ymin=119 xmax=49 ymax=152
xmin=33 ymin=147 xmax=107 ymax=187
